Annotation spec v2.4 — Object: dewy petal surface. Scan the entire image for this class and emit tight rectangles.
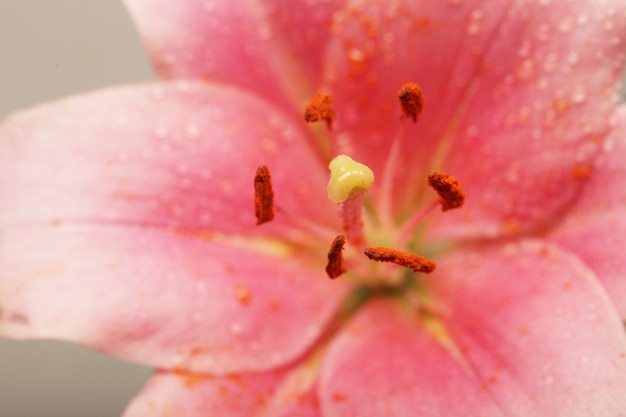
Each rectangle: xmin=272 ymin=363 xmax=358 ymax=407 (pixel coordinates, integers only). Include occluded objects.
xmin=124 ymin=367 xmax=320 ymax=417
xmin=0 ymin=81 xmax=349 ymax=373
xmin=0 ymin=225 xmax=349 ymax=374
xmin=320 ymin=241 xmax=626 ymax=417
xmin=550 ymin=106 xmax=626 ymax=318
xmin=124 ymin=0 xmax=340 ymax=111
xmin=0 ymin=80 xmax=338 ymax=236
xmin=323 ymin=0 xmax=626 ymax=235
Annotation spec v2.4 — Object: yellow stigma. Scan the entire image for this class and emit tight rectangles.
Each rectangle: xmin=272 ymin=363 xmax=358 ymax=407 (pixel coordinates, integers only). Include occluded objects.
xmin=327 ymin=155 xmax=374 ymax=204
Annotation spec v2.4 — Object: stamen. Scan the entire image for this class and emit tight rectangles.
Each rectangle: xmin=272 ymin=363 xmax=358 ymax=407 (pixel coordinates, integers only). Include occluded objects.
xmin=364 ymin=247 xmax=436 ymax=273
xmin=304 ymin=93 xmax=335 ymax=129
xmin=378 ymin=82 xmax=425 ymax=227
xmin=254 ymin=165 xmax=274 ymax=225
xmin=398 ymin=83 xmax=424 ymax=122
xmin=325 ymin=235 xmax=347 ymax=279
xmin=427 ymin=172 xmax=466 ymax=211
xmin=327 ymin=155 xmax=374 ymax=246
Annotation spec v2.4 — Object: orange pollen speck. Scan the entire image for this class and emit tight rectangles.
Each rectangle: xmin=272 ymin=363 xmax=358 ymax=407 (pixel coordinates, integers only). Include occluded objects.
xmin=364 ymin=247 xmax=436 ymax=273
xmin=398 ymin=83 xmax=424 ymax=122
xmin=254 ymin=165 xmax=274 ymax=225
xmin=326 ymin=235 xmax=347 ymax=279
xmin=304 ymin=93 xmax=336 ymax=128
xmin=572 ymin=164 xmax=592 ymax=179
xmin=428 ymin=172 xmax=466 ymax=211
xmin=234 ymin=285 xmax=251 ymax=305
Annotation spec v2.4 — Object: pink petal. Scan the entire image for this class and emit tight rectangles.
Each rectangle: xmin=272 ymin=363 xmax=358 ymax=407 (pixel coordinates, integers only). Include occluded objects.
xmin=550 ymin=106 xmax=626 ymax=317
xmin=123 ymin=367 xmax=320 ymax=417
xmin=0 ymin=81 xmax=350 ymax=373
xmin=323 ymin=0 xmax=626 ymax=236
xmin=320 ymin=241 xmax=626 ymax=416
xmin=123 ymin=0 xmax=339 ymax=111
xmin=0 ymin=225 xmax=349 ymax=374
xmin=0 ymin=80 xmax=338 ymax=238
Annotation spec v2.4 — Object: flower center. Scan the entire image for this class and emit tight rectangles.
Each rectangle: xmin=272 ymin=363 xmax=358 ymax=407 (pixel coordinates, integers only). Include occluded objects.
xmin=254 ymin=83 xmax=465 ymax=294
xmin=323 ymin=151 xmax=464 ymax=284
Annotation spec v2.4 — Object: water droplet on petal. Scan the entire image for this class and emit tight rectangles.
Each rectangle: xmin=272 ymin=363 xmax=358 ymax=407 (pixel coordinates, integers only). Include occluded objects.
xmin=466 ymin=125 xmax=479 ymax=138
xmin=603 ymin=137 xmax=615 ymax=153
xmin=176 ymin=163 xmax=189 ymax=175
xmin=543 ymin=53 xmax=558 ymax=72
xmin=149 ymin=85 xmax=165 ymax=100
xmin=559 ymin=16 xmax=574 ymax=33
xmin=517 ymin=58 xmax=535 ymax=80
xmin=567 ymin=52 xmax=580 ymax=66
xmin=179 ymin=178 xmax=193 ymax=190
xmin=517 ymin=40 xmax=532 ymax=58
xmin=154 ymin=125 xmax=170 ymax=139
xmin=230 ymin=322 xmax=243 ymax=335
xmin=466 ymin=9 xmax=483 ymax=35
xmin=195 ymin=280 xmax=207 ymax=292
xmin=172 ymin=353 xmax=185 ymax=366
xmin=535 ymin=24 xmax=551 ymax=41
xmin=571 ymin=85 xmax=587 ymax=103
xmin=190 ymin=311 xmax=203 ymax=324
xmin=348 ymin=48 xmax=365 ymax=62
xmin=185 ymin=122 xmax=200 ymax=139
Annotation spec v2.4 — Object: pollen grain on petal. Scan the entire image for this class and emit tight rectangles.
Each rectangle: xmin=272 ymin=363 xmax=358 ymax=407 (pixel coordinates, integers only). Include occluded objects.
xmin=398 ymin=83 xmax=424 ymax=122
xmin=428 ymin=172 xmax=466 ymax=211
xmin=304 ymin=92 xmax=335 ymax=129
xmin=364 ymin=247 xmax=436 ymax=273
xmin=254 ymin=165 xmax=274 ymax=225
xmin=234 ymin=285 xmax=252 ymax=305
xmin=326 ymin=235 xmax=347 ymax=279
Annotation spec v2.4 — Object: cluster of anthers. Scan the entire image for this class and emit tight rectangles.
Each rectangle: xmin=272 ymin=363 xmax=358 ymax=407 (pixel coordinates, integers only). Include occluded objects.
xmin=254 ymin=83 xmax=465 ymax=282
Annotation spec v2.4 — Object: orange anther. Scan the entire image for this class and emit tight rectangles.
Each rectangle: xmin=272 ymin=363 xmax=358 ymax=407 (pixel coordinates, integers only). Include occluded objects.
xmin=398 ymin=83 xmax=424 ymax=122
xmin=428 ymin=172 xmax=465 ymax=211
xmin=364 ymin=247 xmax=436 ymax=273
xmin=304 ymin=93 xmax=335 ymax=129
xmin=326 ymin=235 xmax=347 ymax=279
xmin=254 ymin=165 xmax=274 ymax=225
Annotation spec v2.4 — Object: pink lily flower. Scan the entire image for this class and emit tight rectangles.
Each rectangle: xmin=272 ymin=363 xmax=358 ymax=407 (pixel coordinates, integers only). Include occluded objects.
xmin=2 ymin=0 xmax=626 ymax=415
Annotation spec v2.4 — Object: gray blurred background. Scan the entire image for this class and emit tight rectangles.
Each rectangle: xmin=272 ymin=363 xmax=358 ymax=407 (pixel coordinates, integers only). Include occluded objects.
xmin=0 ymin=1 xmax=154 ymax=416
xmin=1 ymin=1 xmax=626 ymax=417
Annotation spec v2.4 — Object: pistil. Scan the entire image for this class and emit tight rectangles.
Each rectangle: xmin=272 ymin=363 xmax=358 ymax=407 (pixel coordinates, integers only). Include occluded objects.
xmin=327 ymin=155 xmax=374 ymax=246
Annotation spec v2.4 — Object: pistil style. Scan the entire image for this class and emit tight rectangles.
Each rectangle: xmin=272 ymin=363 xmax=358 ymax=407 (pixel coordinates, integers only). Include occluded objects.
xmin=327 ymin=155 xmax=375 ymax=246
